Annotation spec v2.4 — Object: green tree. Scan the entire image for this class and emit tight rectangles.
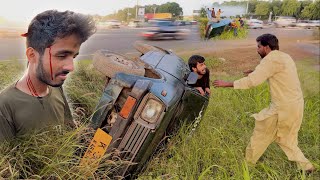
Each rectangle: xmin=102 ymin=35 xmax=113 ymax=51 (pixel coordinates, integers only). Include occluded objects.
xmin=296 ymin=0 xmax=312 ymax=18
xmin=222 ymin=1 xmax=246 ymax=6
xmin=248 ymin=0 xmax=259 ymax=14
xmin=144 ymin=4 xmax=159 ymax=14
xmin=200 ymin=7 xmax=207 ymax=18
xmin=255 ymin=2 xmax=270 ymax=16
xmin=158 ymin=2 xmax=183 ymax=18
xmin=270 ymin=0 xmax=282 ymax=16
xmin=281 ymin=0 xmax=301 ymax=17
xmin=301 ymin=0 xmax=320 ymax=20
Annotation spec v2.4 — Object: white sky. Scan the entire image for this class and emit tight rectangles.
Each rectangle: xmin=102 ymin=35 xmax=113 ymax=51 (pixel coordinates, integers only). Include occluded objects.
xmin=0 ymin=0 xmax=225 ymax=23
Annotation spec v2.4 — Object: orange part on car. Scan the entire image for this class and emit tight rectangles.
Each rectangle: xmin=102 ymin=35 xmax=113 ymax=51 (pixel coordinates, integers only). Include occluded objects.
xmin=120 ymin=96 xmax=137 ymax=119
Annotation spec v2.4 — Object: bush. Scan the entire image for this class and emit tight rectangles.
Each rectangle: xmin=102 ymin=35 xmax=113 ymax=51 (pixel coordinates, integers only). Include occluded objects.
xmin=198 ymin=18 xmax=209 ymax=39
xmin=212 ymin=26 xmax=249 ymax=40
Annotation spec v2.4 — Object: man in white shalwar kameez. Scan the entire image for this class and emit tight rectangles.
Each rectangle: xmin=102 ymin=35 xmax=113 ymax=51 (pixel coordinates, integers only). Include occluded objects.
xmin=213 ymin=34 xmax=315 ymax=173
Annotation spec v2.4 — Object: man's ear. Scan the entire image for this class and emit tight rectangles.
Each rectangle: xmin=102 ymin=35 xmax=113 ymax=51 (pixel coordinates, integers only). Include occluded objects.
xmin=26 ymin=47 xmax=40 ymax=63
xmin=191 ymin=67 xmax=197 ymax=72
xmin=265 ymin=45 xmax=272 ymax=53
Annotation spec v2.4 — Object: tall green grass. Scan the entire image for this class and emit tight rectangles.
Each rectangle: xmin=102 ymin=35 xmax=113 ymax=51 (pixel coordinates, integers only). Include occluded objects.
xmin=0 ymin=123 xmax=129 ymax=179
xmin=0 ymin=60 xmax=122 ymax=179
xmin=212 ymin=27 xmax=248 ymax=40
xmin=0 ymin=60 xmax=24 ymax=90
xmin=64 ymin=60 xmax=105 ymax=117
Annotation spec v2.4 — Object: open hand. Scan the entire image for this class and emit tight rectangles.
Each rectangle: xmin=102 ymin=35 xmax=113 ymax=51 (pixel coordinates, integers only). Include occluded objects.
xmin=205 ymin=88 xmax=211 ymax=96
xmin=213 ymin=80 xmax=233 ymax=88
xmin=195 ymin=87 xmax=205 ymax=96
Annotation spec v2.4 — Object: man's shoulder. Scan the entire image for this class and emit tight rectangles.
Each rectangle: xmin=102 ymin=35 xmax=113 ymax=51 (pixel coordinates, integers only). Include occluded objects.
xmin=0 ymin=84 xmax=16 ymax=102
xmin=268 ymin=50 xmax=291 ymax=58
xmin=50 ymin=86 xmax=64 ymax=97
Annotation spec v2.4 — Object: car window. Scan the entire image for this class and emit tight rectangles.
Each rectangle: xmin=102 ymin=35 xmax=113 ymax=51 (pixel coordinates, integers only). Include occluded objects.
xmin=157 ymin=21 xmax=173 ymax=26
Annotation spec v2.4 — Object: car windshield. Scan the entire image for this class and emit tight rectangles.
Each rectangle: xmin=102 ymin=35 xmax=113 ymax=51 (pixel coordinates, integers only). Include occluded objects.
xmin=157 ymin=21 xmax=173 ymax=26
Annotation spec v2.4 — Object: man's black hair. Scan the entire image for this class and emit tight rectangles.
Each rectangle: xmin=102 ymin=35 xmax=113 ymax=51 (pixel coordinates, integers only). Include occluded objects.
xmin=256 ymin=34 xmax=279 ymax=50
xmin=25 ymin=10 xmax=96 ymax=55
xmin=188 ymin=55 xmax=205 ymax=71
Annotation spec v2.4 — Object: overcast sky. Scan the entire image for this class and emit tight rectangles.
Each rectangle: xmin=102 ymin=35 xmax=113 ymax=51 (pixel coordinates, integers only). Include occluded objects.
xmin=0 ymin=0 xmax=227 ymax=23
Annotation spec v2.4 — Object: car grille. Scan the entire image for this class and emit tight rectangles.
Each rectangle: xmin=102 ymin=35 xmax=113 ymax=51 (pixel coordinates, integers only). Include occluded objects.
xmin=118 ymin=121 xmax=151 ymax=160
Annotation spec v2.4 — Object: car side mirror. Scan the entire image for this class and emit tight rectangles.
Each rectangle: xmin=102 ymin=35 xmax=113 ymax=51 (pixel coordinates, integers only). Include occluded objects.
xmin=186 ymin=72 xmax=198 ymax=85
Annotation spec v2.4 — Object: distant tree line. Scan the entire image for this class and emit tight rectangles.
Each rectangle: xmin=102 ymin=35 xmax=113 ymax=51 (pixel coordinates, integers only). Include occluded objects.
xmin=93 ymin=2 xmax=183 ymax=22
xmin=199 ymin=0 xmax=319 ymax=20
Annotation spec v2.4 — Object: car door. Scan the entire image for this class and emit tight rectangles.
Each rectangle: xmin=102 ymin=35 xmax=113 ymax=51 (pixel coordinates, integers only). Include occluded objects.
xmin=174 ymin=86 xmax=209 ymax=125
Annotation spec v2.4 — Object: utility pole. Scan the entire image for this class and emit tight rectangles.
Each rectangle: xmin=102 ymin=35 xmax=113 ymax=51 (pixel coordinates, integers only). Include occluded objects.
xmin=127 ymin=8 xmax=129 ymax=22
xmin=135 ymin=0 xmax=139 ymax=19
xmin=153 ymin=6 xmax=157 ymax=16
xmin=246 ymin=0 xmax=249 ymax=14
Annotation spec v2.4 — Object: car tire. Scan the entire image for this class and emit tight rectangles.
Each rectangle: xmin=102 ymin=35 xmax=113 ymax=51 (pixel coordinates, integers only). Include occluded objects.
xmin=93 ymin=50 xmax=145 ymax=78
xmin=133 ymin=41 xmax=170 ymax=54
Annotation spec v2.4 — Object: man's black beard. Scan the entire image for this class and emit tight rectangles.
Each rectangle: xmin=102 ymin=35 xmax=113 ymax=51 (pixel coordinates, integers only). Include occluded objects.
xmin=36 ymin=55 xmax=63 ymax=87
xmin=259 ymin=52 xmax=266 ymax=59
xmin=197 ymin=69 xmax=206 ymax=75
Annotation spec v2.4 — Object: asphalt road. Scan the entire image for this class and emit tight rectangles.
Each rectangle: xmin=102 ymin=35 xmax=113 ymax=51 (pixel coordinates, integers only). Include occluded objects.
xmin=0 ymin=26 xmax=317 ymax=61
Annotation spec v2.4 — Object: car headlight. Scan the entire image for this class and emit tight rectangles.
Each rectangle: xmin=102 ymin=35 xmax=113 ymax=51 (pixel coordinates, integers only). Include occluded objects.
xmin=141 ymin=99 xmax=163 ymax=123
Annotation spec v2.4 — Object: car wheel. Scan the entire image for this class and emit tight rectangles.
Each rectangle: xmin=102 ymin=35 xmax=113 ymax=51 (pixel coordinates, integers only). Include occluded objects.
xmin=93 ymin=50 xmax=145 ymax=78
xmin=133 ymin=41 xmax=170 ymax=54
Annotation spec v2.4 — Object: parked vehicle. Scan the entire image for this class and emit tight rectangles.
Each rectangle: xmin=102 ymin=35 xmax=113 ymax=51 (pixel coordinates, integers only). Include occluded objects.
xmin=90 ymin=42 xmax=209 ymax=178
xmin=309 ymin=20 xmax=320 ymax=27
xmin=247 ymin=19 xmax=263 ymax=29
xmin=174 ymin=20 xmax=186 ymax=26
xmin=104 ymin=20 xmax=121 ymax=28
xmin=142 ymin=20 xmax=188 ymax=40
xmin=296 ymin=20 xmax=320 ymax=28
xmin=185 ymin=21 xmax=192 ymax=25
xmin=274 ymin=16 xmax=296 ymax=28
xmin=128 ymin=20 xmax=143 ymax=28
xmin=190 ymin=20 xmax=198 ymax=25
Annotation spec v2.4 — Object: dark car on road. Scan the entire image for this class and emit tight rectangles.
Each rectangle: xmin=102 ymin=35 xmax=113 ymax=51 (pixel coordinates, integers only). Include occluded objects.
xmin=142 ymin=20 xmax=188 ymax=40
xmin=90 ymin=42 xmax=209 ymax=178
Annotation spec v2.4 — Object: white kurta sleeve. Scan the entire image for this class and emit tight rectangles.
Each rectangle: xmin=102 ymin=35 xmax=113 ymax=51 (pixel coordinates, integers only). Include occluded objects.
xmin=234 ymin=56 xmax=282 ymax=89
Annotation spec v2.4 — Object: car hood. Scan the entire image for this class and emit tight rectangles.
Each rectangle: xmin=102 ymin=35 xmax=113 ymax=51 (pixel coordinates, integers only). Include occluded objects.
xmin=141 ymin=51 xmax=190 ymax=82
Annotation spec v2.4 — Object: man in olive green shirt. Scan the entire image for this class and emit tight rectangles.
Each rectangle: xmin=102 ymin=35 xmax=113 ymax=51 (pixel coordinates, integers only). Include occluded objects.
xmin=213 ymin=34 xmax=315 ymax=173
xmin=0 ymin=10 xmax=96 ymax=141
xmin=0 ymin=85 xmax=73 ymax=139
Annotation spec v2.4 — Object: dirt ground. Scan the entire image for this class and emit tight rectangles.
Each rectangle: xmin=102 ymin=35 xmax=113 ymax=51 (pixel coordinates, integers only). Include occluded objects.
xmin=178 ymin=33 xmax=320 ymax=76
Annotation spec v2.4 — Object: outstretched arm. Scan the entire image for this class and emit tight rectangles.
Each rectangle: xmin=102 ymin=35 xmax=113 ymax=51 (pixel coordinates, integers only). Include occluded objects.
xmin=213 ymin=80 xmax=234 ymax=88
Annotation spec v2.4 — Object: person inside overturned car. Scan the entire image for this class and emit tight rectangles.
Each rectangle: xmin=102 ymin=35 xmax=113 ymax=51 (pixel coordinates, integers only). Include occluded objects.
xmin=0 ymin=10 xmax=96 ymax=141
xmin=188 ymin=55 xmax=211 ymax=96
xmin=213 ymin=34 xmax=315 ymax=173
